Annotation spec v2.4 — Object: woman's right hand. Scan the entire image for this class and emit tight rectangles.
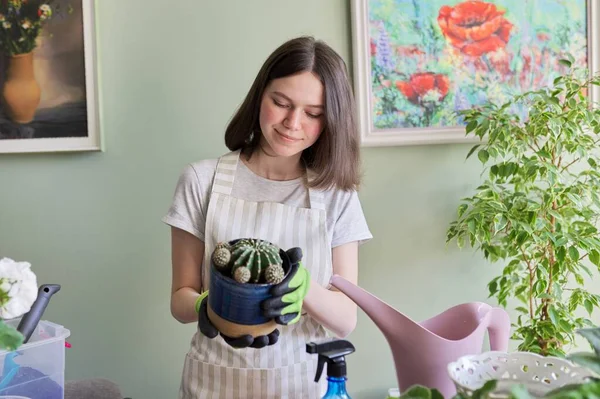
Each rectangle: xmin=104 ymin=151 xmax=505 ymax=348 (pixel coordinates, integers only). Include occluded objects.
xmin=197 ymin=291 xmax=280 ymax=349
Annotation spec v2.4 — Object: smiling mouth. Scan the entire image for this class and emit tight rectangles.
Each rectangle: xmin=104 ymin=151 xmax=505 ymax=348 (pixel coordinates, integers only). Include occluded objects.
xmin=276 ymin=129 xmax=300 ymax=142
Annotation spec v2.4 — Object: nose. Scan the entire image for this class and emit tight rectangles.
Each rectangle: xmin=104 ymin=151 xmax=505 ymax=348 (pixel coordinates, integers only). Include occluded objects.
xmin=283 ymin=109 xmax=301 ymax=131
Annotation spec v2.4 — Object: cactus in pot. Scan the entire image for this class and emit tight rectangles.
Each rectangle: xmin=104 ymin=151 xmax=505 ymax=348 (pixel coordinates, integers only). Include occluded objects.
xmin=230 ymin=239 xmax=282 ymax=283
xmin=212 ymin=243 xmax=232 ymax=271
xmin=264 ymin=264 xmax=285 ymax=284
xmin=210 ymin=238 xmax=285 ymax=284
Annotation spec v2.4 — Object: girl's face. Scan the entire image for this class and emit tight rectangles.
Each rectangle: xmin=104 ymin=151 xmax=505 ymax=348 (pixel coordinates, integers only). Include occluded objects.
xmin=258 ymin=71 xmax=325 ymax=158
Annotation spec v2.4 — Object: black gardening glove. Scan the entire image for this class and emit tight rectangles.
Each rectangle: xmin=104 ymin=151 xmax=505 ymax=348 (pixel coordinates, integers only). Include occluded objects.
xmin=197 ymin=292 xmax=280 ymax=349
xmin=261 ymin=247 xmax=310 ymax=326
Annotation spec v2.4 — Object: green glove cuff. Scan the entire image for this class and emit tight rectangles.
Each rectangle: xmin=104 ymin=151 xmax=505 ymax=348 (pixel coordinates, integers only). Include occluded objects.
xmin=195 ymin=290 xmax=209 ymax=313
xmin=282 ymin=267 xmax=310 ymax=306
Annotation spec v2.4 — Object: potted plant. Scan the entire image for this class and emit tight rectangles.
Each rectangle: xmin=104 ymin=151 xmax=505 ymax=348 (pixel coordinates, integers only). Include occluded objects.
xmin=446 ymin=57 xmax=600 ymax=357
xmin=0 ymin=0 xmax=55 ymax=123
xmin=207 ymin=238 xmax=291 ymax=339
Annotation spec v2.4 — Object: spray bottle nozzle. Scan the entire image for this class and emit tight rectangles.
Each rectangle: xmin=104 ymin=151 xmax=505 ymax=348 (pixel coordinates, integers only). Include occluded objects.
xmin=306 ymin=338 xmax=355 ymax=383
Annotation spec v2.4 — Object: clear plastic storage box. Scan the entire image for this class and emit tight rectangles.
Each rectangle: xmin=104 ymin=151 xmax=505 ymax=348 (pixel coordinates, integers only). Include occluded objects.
xmin=0 ymin=320 xmax=70 ymax=399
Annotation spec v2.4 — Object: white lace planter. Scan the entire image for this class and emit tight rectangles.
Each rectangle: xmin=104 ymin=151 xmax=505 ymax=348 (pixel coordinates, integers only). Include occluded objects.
xmin=447 ymin=351 xmax=597 ymax=398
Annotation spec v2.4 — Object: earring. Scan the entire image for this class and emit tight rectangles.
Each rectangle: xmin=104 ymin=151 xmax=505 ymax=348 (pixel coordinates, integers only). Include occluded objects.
xmin=244 ymin=131 xmax=255 ymax=144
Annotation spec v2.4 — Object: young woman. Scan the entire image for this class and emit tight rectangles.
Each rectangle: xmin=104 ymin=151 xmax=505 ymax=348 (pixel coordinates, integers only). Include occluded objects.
xmin=162 ymin=36 xmax=372 ymax=398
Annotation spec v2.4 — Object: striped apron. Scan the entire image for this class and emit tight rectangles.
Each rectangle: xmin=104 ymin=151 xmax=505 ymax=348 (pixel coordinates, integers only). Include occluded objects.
xmin=179 ymin=150 xmax=332 ymax=399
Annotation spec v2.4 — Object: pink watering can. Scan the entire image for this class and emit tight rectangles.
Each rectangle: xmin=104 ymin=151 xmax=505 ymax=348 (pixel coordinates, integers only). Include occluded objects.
xmin=330 ymin=275 xmax=511 ymax=398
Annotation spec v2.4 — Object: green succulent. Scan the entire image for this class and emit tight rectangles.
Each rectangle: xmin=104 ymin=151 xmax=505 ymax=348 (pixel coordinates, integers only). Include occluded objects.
xmin=230 ymin=238 xmax=282 ymax=283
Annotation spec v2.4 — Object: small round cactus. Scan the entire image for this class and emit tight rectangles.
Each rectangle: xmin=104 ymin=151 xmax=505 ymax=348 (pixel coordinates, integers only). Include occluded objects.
xmin=265 ymin=264 xmax=285 ymax=284
xmin=212 ymin=247 xmax=231 ymax=269
xmin=215 ymin=241 xmax=231 ymax=252
xmin=233 ymin=266 xmax=251 ymax=284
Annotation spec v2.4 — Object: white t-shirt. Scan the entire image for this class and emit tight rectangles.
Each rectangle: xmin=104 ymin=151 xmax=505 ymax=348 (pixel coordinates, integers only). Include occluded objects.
xmin=162 ymin=158 xmax=373 ymax=248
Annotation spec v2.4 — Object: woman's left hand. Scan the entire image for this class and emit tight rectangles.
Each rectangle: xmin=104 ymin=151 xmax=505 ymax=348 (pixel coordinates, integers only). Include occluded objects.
xmin=261 ymin=247 xmax=310 ymax=325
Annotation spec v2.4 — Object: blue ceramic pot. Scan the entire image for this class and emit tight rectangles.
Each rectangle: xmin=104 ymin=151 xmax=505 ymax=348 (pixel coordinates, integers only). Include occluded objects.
xmin=207 ymin=239 xmax=290 ymax=338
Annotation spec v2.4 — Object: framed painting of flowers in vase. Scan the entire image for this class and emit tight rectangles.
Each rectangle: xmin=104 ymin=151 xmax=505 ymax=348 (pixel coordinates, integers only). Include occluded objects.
xmin=0 ymin=0 xmax=101 ymax=153
xmin=351 ymin=0 xmax=600 ymax=146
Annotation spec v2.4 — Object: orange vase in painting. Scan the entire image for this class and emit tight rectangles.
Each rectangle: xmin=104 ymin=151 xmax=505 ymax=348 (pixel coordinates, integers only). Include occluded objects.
xmin=2 ymin=52 xmax=41 ymax=124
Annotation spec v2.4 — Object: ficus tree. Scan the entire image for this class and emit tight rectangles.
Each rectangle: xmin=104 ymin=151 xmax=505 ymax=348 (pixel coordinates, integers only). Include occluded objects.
xmin=446 ymin=57 xmax=600 ymax=356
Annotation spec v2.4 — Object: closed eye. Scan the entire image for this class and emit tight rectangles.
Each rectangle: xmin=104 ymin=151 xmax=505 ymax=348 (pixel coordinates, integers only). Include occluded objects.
xmin=273 ymin=97 xmax=322 ymax=119
xmin=273 ymin=99 xmax=289 ymax=108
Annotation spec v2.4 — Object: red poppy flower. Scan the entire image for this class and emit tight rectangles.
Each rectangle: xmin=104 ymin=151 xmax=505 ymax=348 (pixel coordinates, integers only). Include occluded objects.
xmin=396 ymin=72 xmax=450 ymax=105
xmin=438 ymin=1 xmax=513 ymax=57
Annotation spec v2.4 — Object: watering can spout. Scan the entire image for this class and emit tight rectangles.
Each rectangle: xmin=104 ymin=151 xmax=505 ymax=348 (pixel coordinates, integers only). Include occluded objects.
xmin=329 ymin=274 xmax=407 ymax=341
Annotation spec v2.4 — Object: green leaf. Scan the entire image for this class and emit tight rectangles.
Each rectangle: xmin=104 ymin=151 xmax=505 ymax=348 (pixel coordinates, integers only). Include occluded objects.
xmin=478 ymin=149 xmax=490 ymax=164
xmin=559 ymin=318 xmax=571 ymax=332
xmin=576 ymin=327 xmax=600 ymax=355
xmin=538 ymin=149 xmax=552 ymax=159
xmin=590 ymin=250 xmax=600 ymax=267
xmin=567 ymin=352 xmax=600 ymax=374
xmin=397 ymin=385 xmax=444 ymax=398
xmin=466 ymin=144 xmax=480 ymax=159
xmin=515 ymin=285 xmax=528 ymax=297
xmin=510 ymin=384 xmax=534 ymax=399
xmin=494 ymin=214 xmax=508 ymax=232
xmin=548 ymin=306 xmax=560 ymax=326
xmin=516 ymin=306 xmax=529 ymax=314
xmin=0 ymin=321 xmax=23 ymax=351
xmin=466 ymin=121 xmax=478 ymax=135
xmin=569 ymin=246 xmax=580 ymax=261
xmin=545 ymin=380 xmax=600 ymax=399
xmin=488 ymin=279 xmax=499 ymax=296
xmin=556 ymin=246 xmax=566 ymax=262
xmin=556 ymin=236 xmax=568 ymax=247
xmin=584 ymin=299 xmax=594 ymax=315
xmin=472 ymin=380 xmax=498 ymax=399
xmin=468 ymin=219 xmax=476 ymax=235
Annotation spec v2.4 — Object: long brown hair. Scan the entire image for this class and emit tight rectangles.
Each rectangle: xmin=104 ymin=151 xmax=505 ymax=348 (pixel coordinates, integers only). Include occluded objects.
xmin=224 ymin=36 xmax=361 ymax=191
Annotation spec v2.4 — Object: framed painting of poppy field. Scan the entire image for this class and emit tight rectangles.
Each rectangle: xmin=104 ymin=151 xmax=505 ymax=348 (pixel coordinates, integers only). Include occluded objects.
xmin=0 ymin=0 xmax=101 ymax=153
xmin=351 ymin=0 xmax=600 ymax=146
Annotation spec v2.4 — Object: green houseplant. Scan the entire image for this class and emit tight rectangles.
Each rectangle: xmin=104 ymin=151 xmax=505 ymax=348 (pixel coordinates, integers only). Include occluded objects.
xmin=446 ymin=57 xmax=600 ymax=357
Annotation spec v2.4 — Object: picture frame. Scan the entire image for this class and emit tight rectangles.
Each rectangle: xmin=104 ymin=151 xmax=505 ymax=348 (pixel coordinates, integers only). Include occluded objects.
xmin=351 ymin=0 xmax=600 ymax=147
xmin=0 ymin=0 xmax=101 ymax=154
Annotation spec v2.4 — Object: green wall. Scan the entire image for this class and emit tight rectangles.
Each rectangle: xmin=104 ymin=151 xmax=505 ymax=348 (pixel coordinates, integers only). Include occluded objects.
xmin=0 ymin=1 xmax=597 ymax=398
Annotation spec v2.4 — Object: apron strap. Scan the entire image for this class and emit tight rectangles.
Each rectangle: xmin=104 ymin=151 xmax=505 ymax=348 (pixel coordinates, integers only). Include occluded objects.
xmin=212 ymin=149 xmax=326 ymax=211
xmin=210 ymin=150 xmax=240 ymax=196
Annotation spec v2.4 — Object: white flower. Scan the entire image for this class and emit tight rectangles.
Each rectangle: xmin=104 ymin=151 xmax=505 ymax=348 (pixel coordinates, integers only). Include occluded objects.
xmin=0 ymin=258 xmax=38 ymax=320
xmin=2 ymin=22 xmax=11 ymax=29
xmin=21 ymin=19 xmax=31 ymax=29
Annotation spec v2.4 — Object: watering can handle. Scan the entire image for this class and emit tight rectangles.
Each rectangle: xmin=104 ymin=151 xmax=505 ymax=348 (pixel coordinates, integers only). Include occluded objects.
xmin=487 ymin=307 xmax=511 ymax=352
